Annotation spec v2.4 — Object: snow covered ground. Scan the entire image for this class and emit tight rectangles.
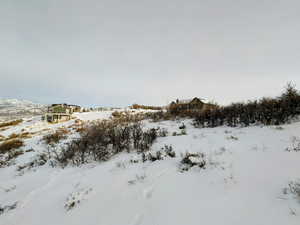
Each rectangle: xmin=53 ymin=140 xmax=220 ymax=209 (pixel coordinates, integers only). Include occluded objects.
xmin=0 ymin=111 xmax=300 ymax=225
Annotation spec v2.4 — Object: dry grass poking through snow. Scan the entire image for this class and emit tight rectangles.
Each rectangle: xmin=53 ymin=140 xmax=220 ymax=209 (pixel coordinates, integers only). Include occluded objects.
xmin=0 ymin=119 xmax=23 ymax=128
xmin=0 ymin=134 xmax=5 ymax=142
xmin=4 ymin=132 xmax=33 ymax=141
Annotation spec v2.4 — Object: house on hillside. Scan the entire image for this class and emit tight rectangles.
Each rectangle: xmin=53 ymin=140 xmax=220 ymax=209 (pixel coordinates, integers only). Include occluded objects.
xmin=42 ymin=104 xmax=81 ymax=123
xmin=169 ymin=97 xmax=205 ymax=113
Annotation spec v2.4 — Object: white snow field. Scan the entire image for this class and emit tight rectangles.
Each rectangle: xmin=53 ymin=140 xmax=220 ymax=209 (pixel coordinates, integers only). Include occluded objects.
xmin=0 ymin=110 xmax=300 ymax=225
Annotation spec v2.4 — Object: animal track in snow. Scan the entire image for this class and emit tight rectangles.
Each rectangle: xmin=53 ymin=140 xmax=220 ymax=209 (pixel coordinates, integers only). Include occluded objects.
xmin=65 ymin=187 xmax=93 ymax=211
xmin=143 ymin=186 xmax=154 ymax=199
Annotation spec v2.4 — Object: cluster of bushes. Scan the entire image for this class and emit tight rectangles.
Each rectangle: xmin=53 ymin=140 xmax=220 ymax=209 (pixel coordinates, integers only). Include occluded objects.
xmin=111 ymin=111 xmax=147 ymax=123
xmin=131 ymin=104 xmax=162 ymax=111
xmin=0 ymin=139 xmax=24 ymax=154
xmin=42 ymin=128 xmax=69 ymax=145
xmin=47 ymin=120 xmax=166 ymax=167
xmin=194 ymin=84 xmax=300 ymax=127
xmin=145 ymin=111 xmax=173 ymax=122
xmin=143 ymin=107 xmax=216 ymax=122
xmin=141 ymin=145 xmax=176 ymax=162
xmin=285 ymin=136 xmax=300 ymax=152
xmin=180 ymin=152 xmax=206 ymax=172
xmin=0 ymin=138 xmax=24 ymax=167
xmin=283 ymin=180 xmax=300 ymax=201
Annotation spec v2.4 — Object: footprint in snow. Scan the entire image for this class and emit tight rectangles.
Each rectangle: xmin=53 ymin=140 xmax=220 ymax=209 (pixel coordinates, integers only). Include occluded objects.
xmin=131 ymin=213 xmax=144 ymax=225
xmin=143 ymin=186 xmax=154 ymax=199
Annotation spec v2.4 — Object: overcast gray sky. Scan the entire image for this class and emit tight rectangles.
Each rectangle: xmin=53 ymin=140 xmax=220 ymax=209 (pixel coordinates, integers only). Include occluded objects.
xmin=1 ymin=0 xmax=300 ymax=107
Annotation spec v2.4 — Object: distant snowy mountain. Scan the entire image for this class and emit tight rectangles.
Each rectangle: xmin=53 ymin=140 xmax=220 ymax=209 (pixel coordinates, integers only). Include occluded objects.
xmin=0 ymin=99 xmax=46 ymax=121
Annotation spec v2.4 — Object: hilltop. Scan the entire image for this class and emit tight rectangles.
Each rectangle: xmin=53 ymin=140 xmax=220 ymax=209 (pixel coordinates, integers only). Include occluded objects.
xmin=0 ymin=99 xmax=46 ymax=121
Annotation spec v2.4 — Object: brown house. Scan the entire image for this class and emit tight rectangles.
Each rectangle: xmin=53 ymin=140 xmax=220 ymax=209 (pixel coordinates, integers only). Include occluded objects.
xmin=169 ymin=97 xmax=205 ymax=113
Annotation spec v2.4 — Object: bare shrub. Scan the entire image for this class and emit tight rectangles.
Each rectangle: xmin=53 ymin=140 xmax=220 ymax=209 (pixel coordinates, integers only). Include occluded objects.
xmin=179 ymin=123 xmax=186 ymax=129
xmin=180 ymin=152 xmax=206 ymax=172
xmin=0 ymin=134 xmax=5 ymax=142
xmin=48 ymin=121 xmax=160 ymax=167
xmin=226 ymin=135 xmax=239 ymax=141
xmin=42 ymin=128 xmax=69 ymax=145
xmin=112 ymin=111 xmax=122 ymax=118
xmin=0 ymin=139 xmax=24 ymax=154
xmin=194 ymin=83 xmax=300 ymax=127
xmin=75 ymin=127 xmax=85 ymax=133
xmin=157 ymin=127 xmax=168 ymax=137
xmin=131 ymin=104 xmax=162 ymax=110
xmin=146 ymin=111 xmax=173 ymax=122
xmin=172 ymin=130 xmax=186 ymax=136
xmin=7 ymin=149 xmax=24 ymax=160
xmin=0 ymin=202 xmax=17 ymax=215
xmin=140 ymin=145 xmax=175 ymax=163
xmin=162 ymin=145 xmax=176 ymax=158
xmin=64 ymin=188 xmax=92 ymax=211
xmin=0 ymin=148 xmax=24 ymax=168
xmin=286 ymin=136 xmax=300 ymax=152
xmin=283 ymin=180 xmax=300 ymax=200
xmin=112 ymin=111 xmax=146 ymax=124
xmin=180 ymin=129 xmax=187 ymax=135
xmin=137 ymin=128 xmax=158 ymax=152
xmin=17 ymin=153 xmax=48 ymax=171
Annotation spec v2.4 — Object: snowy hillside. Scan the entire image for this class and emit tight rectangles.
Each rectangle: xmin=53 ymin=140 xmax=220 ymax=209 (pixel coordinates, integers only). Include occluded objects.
xmin=0 ymin=110 xmax=300 ymax=225
xmin=0 ymin=99 xmax=46 ymax=121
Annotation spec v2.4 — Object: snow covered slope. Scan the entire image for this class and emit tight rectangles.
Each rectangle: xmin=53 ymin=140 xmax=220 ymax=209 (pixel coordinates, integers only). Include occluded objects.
xmin=0 ymin=111 xmax=300 ymax=225
xmin=0 ymin=99 xmax=46 ymax=121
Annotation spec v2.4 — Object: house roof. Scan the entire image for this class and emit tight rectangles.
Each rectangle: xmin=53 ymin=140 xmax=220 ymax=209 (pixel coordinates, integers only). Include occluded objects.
xmin=171 ymin=97 xmax=205 ymax=105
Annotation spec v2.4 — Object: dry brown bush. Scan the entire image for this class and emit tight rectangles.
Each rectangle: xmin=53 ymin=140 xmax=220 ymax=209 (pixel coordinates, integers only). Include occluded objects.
xmin=0 ymin=139 xmax=24 ymax=154
xmin=7 ymin=133 xmax=18 ymax=140
xmin=111 ymin=111 xmax=147 ymax=124
xmin=75 ymin=126 xmax=87 ymax=133
xmin=68 ymin=120 xmax=86 ymax=133
xmin=0 ymin=134 xmax=5 ymax=142
xmin=112 ymin=111 xmax=123 ymax=118
xmin=194 ymin=83 xmax=300 ymax=127
xmin=131 ymin=104 xmax=162 ymax=110
xmin=42 ymin=128 xmax=69 ymax=145
xmin=145 ymin=111 xmax=173 ymax=122
xmin=47 ymin=120 xmax=163 ymax=167
xmin=0 ymin=127 xmax=8 ymax=132
xmin=5 ymin=132 xmax=33 ymax=141
xmin=0 ymin=119 xmax=23 ymax=128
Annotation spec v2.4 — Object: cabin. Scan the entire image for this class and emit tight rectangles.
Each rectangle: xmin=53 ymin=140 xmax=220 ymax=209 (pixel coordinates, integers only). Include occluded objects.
xmin=42 ymin=104 xmax=81 ymax=123
xmin=169 ymin=97 xmax=205 ymax=113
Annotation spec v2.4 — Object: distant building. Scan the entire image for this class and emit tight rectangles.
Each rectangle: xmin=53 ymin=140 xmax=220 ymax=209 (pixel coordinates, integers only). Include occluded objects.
xmin=42 ymin=103 xmax=81 ymax=123
xmin=169 ymin=97 xmax=205 ymax=113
